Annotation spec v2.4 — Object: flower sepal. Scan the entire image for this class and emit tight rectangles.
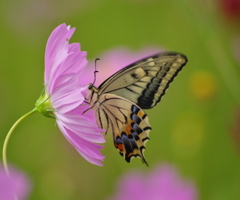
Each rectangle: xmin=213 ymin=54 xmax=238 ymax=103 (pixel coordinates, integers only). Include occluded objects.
xmin=35 ymin=92 xmax=55 ymax=119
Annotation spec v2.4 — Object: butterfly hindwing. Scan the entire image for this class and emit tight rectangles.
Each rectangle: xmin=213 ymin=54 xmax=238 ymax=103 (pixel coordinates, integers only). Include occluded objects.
xmin=91 ymin=93 xmax=151 ymax=164
xmin=98 ymin=52 xmax=187 ymax=109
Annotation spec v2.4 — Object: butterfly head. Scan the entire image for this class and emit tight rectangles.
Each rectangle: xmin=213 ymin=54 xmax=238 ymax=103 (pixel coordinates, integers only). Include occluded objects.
xmin=86 ymin=83 xmax=99 ymax=105
xmin=88 ymin=83 xmax=99 ymax=92
xmin=88 ymin=83 xmax=94 ymax=90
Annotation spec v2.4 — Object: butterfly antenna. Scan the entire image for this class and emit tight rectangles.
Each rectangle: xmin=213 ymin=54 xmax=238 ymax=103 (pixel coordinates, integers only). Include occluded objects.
xmin=93 ymin=58 xmax=100 ymax=85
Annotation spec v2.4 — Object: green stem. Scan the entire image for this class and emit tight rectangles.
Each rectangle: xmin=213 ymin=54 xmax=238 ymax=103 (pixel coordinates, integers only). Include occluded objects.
xmin=3 ymin=108 xmax=37 ymax=174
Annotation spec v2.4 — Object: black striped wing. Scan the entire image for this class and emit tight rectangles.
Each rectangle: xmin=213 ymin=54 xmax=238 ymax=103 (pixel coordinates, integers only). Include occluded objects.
xmin=97 ymin=52 xmax=187 ymax=109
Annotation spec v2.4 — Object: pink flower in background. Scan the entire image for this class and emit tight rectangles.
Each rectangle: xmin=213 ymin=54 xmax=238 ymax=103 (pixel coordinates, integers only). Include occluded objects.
xmin=107 ymin=164 xmax=198 ymax=200
xmin=81 ymin=47 xmax=162 ymax=87
xmin=36 ymin=23 xmax=105 ymax=166
xmin=0 ymin=164 xmax=31 ymax=200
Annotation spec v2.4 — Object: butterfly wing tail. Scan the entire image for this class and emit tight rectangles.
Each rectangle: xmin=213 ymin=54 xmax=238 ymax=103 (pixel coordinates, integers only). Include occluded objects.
xmin=118 ymin=104 xmax=151 ymax=165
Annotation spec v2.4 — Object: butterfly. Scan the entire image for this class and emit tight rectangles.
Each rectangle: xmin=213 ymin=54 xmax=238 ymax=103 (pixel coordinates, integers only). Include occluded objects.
xmin=86 ymin=52 xmax=188 ymax=165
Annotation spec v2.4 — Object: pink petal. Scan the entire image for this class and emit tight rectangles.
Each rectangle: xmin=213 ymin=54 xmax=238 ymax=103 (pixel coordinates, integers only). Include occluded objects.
xmin=51 ymin=75 xmax=85 ymax=113
xmin=57 ymin=120 xmax=105 ymax=166
xmin=49 ymin=48 xmax=87 ymax=91
xmin=72 ymin=103 xmax=97 ymax=123
xmin=50 ymin=73 xmax=78 ymax=97
xmin=56 ymin=112 xmax=105 ymax=143
xmin=45 ymin=24 xmax=75 ymax=84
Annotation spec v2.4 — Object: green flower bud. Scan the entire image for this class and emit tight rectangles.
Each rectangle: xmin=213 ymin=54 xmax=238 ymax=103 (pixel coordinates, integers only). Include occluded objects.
xmin=35 ymin=92 xmax=55 ymax=119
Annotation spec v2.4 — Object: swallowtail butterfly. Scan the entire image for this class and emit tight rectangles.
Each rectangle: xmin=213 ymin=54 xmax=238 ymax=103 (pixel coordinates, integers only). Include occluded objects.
xmin=86 ymin=52 xmax=188 ymax=165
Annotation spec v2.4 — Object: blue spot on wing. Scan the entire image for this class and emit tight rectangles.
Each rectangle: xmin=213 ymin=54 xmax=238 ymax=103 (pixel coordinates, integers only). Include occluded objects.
xmin=131 ymin=129 xmax=140 ymax=141
xmin=131 ymin=105 xmax=140 ymax=114
xmin=130 ymin=113 xmax=141 ymax=124
xmin=131 ymin=122 xmax=143 ymax=135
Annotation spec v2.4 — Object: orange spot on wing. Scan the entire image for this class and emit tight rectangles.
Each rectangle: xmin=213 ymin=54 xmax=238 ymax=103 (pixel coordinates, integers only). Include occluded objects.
xmin=115 ymin=142 xmax=124 ymax=152
xmin=124 ymin=124 xmax=134 ymax=136
xmin=137 ymin=110 xmax=145 ymax=118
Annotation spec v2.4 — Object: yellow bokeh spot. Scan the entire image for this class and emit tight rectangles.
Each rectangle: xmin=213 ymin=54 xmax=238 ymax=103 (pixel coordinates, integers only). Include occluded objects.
xmin=189 ymin=71 xmax=217 ymax=101
xmin=171 ymin=111 xmax=205 ymax=157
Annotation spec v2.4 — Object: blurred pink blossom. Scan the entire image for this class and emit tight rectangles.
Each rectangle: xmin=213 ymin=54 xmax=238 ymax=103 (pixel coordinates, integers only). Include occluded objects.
xmin=81 ymin=47 xmax=162 ymax=87
xmin=107 ymin=164 xmax=198 ymax=200
xmin=0 ymin=164 xmax=31 ymax=200
xmin=5 ymin=0 xmax=99 ymax=38
xmin=36 ymin=23 xmax=105 ymax=166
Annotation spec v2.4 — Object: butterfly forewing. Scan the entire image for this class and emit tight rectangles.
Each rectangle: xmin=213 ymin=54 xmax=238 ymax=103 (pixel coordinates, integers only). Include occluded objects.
xmin=98 ymin=52 xmax=187 ymax=109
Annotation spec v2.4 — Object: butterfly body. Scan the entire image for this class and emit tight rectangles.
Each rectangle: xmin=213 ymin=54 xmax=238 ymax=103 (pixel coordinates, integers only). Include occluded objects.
xmin=86 ymin=52 xmax=188 ymax=164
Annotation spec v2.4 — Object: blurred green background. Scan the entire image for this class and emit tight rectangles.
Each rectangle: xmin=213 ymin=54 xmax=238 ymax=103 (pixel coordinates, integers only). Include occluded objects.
xmin=1 ymin=0 xmax=240 ymax=199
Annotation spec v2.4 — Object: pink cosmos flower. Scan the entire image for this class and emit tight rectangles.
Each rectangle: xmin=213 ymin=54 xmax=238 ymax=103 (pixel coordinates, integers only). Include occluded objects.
xmin=107 ymin=164 xmax=198 ymax=200
xmin=0 ymin=164 xmax=31 ymax=200
xmin=35 ymin=23 xmax=105 ymax=166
